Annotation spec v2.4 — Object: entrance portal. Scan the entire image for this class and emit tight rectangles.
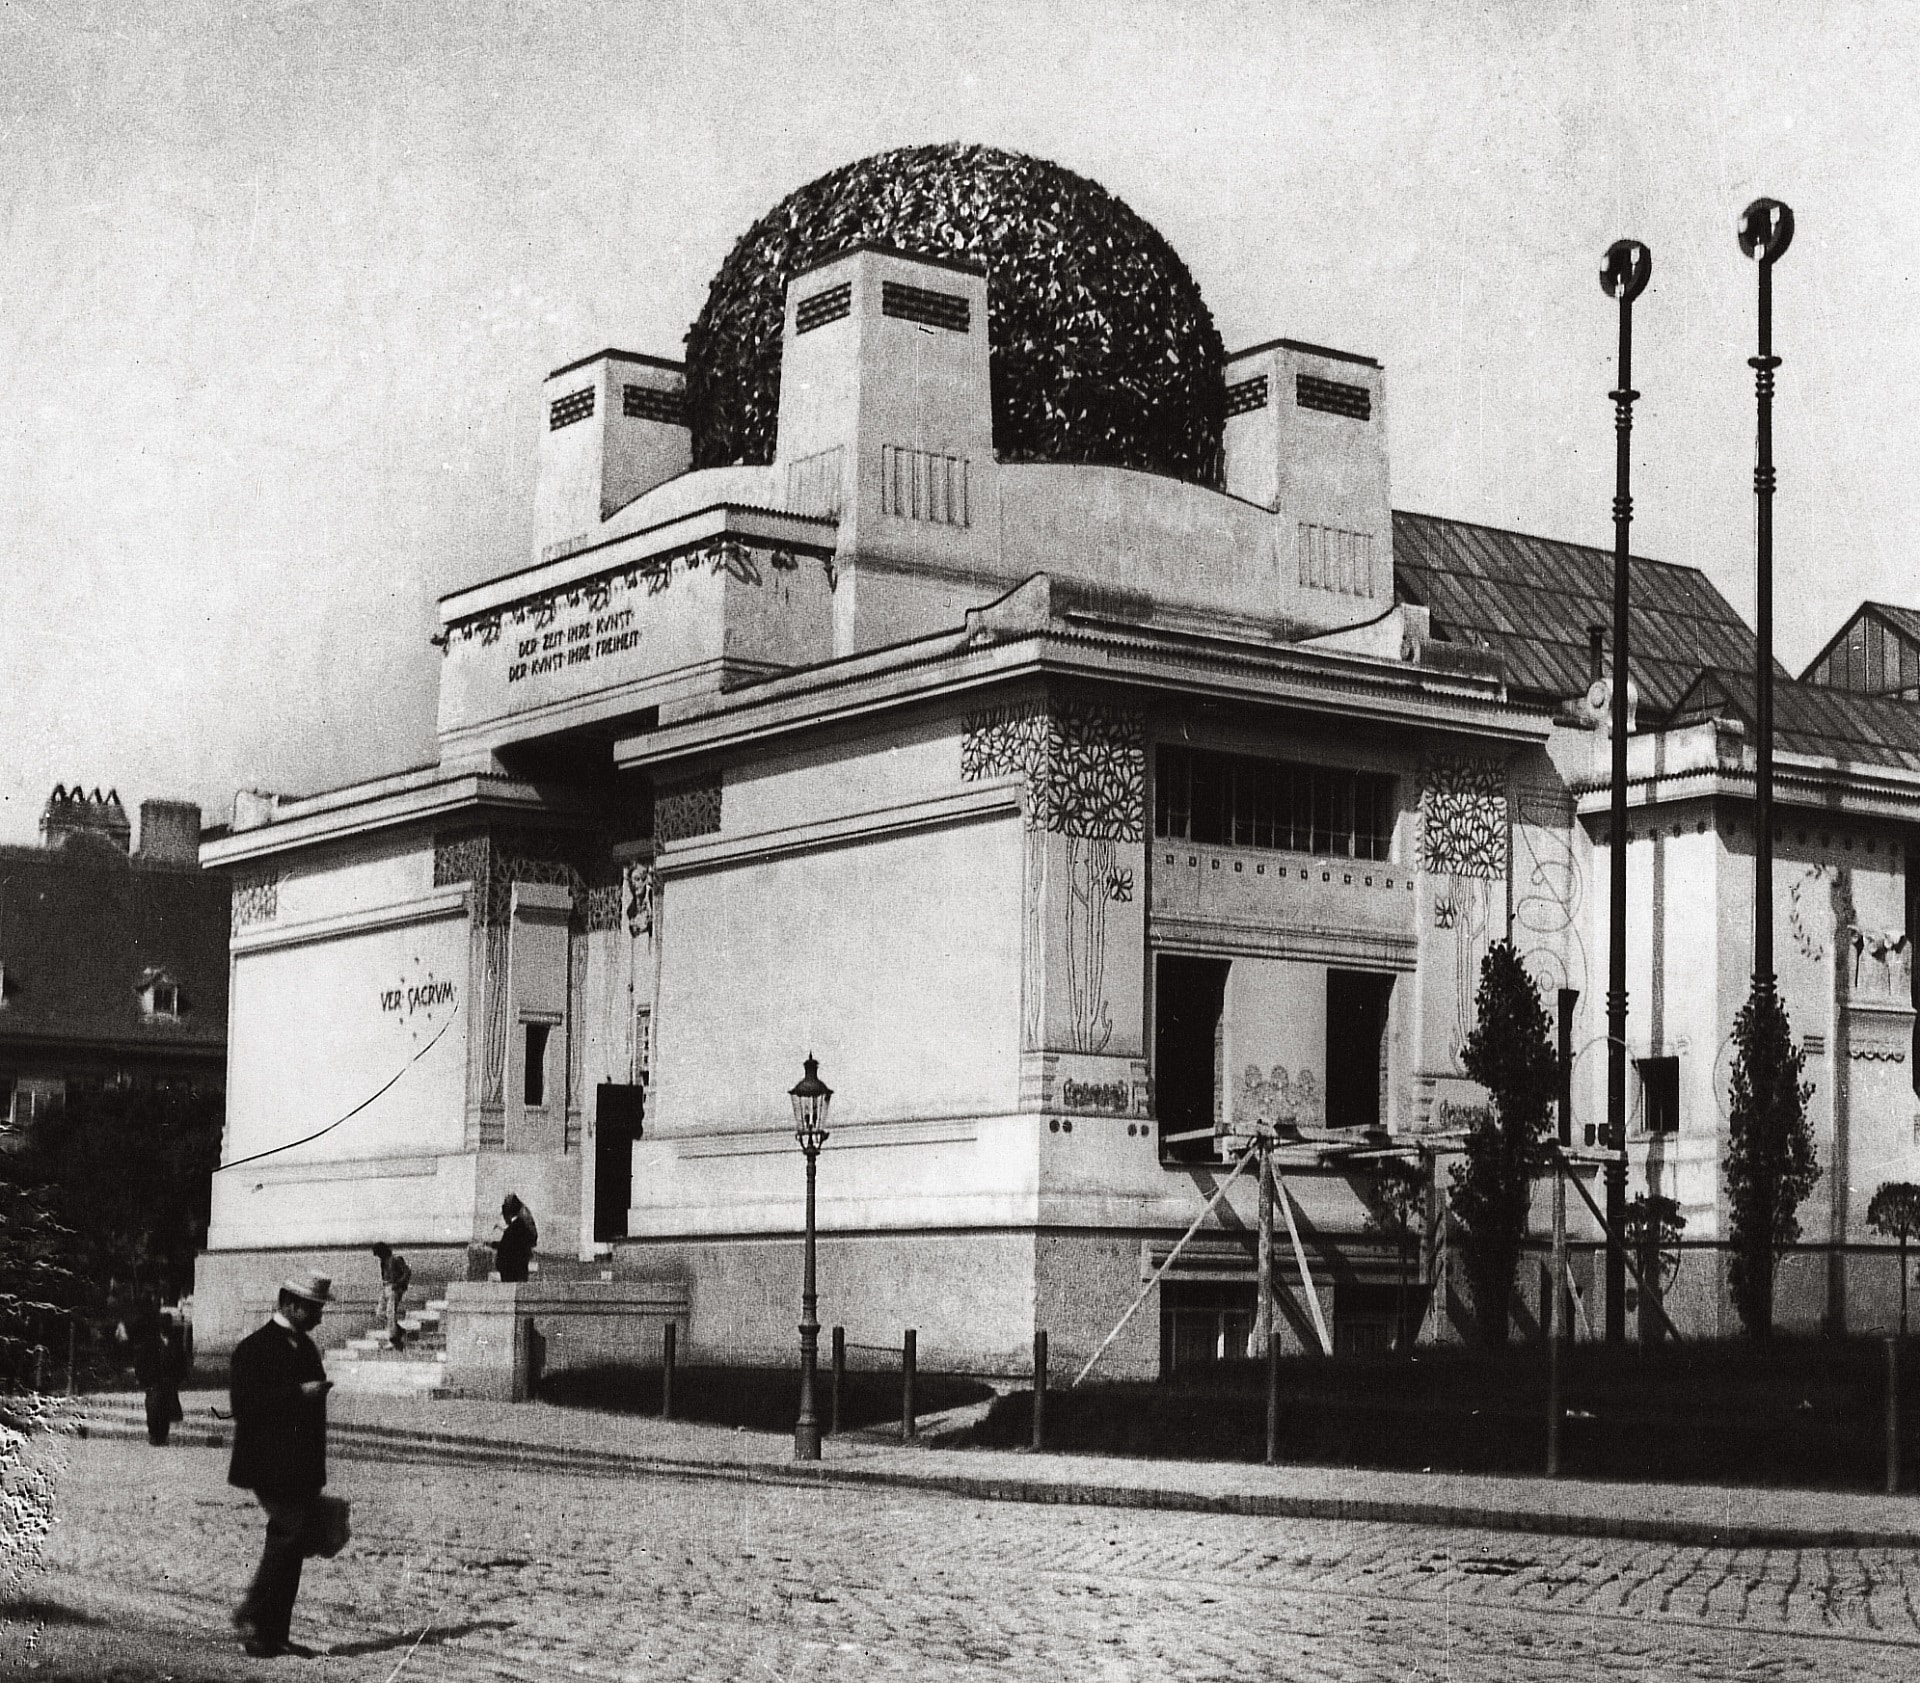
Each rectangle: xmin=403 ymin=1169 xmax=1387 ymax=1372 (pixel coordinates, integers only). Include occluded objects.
xmin=594 ymin=1082 xmax=645 ymax=1241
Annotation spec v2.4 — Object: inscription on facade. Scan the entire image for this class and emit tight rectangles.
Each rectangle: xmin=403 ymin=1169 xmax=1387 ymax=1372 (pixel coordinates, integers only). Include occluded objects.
xmin=506 ymin=607 xmax=640 ymax=685
xmin=381 ymin=976 xmax=457 ymax=1016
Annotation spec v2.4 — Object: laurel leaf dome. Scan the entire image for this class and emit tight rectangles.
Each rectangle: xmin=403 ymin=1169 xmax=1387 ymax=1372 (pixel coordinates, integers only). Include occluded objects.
xmin=685 ymin=144 xmax=1226 ymax=485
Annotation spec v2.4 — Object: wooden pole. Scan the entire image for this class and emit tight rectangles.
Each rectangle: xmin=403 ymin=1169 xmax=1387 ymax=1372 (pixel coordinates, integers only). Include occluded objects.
xmin=901 ymin=1329 xmax=917 ymax=1441
xmin=1548 ymin=1161 xmax=1567 ymax=1476
xmin=1256 ymin=1136 xmax=1274 ymax=1359
xmin=660 ymin=1321 xmax=676 ymax=1420
xmin=1888 ymin=1335 xmax=1901 ymax=1496
xmin=830 ymin=1326 xmax=845 ymax=1437
xmin=1031 ymin=1329 xmax=1047 ymax=1452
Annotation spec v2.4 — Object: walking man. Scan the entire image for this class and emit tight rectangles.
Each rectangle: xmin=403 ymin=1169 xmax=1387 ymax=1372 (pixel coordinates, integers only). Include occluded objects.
xmin=371 ymin=1242 xmax=412 ymax=1349
xmin=229 ymin=1269 xmax=333 ymax=1658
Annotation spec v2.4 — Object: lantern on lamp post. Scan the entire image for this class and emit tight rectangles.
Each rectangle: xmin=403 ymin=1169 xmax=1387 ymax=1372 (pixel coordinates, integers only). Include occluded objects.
xmin=789 ymin=1053 xmax=832 ymax=1461
xmin=1598 ymin=235 xmax=1651 ymax=1345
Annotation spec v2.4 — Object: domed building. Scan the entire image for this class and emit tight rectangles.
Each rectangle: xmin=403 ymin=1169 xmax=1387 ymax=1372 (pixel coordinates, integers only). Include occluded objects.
xmin=198 ymin=148 xmax=1920 ymax=1385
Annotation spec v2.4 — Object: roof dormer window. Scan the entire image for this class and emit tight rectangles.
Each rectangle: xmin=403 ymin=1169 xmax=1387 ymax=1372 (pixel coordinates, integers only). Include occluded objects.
xmin=137 ymin=968 xmax=185 ymax=1022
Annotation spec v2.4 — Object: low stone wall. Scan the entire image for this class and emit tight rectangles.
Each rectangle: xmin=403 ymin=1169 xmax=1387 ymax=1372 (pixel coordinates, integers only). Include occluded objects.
xmin=443 ymin=1279 xmax=690 ymax=1402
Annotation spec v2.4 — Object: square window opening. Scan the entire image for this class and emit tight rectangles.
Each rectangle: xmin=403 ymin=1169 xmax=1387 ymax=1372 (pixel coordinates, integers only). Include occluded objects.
xmin=1637 ymin=1055 xmax=1679 ymax=1136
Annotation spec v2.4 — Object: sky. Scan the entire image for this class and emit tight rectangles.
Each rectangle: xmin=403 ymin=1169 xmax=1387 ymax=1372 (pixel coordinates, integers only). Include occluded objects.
xmin=3 ymin=0 xmax=1917 ymax=843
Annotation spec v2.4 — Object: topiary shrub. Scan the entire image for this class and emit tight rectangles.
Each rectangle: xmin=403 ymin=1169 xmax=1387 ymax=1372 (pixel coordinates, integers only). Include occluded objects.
xmin=684 ymin=144 xmax=1226 ymax=485
xmin=1724 ymin=979 xmax=1817 ymax=1341
xmin=1451 ymin=941 xmax=1558 ymax=1347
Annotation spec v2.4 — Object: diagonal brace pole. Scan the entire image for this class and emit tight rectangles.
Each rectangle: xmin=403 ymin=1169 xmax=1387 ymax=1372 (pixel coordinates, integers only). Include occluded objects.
xmin=1072 ymin=1142 xmax=1261 ymax=1388
xmin=1556 ymin=1147 xmax=1683 ymax=1344
xmin=1273 ymin=1167 xmax=1335 ymax=1355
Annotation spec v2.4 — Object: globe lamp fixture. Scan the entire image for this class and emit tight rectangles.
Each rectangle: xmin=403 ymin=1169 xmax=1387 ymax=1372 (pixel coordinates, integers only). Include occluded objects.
xmin=1737 ymin=198 xmax=1794 ymax=266
xmin=1598 ymin=239 xmax=1651 ymax=303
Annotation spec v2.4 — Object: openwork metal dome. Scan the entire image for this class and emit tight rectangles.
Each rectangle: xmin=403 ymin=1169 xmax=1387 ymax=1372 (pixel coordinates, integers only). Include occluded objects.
xmin=685 ymin=144 xmax=1226 ymax=485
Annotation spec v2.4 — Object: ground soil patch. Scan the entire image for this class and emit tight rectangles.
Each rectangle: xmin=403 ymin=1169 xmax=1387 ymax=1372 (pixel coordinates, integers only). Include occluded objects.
xmin=538 ymin=1363 xmax=994 ymax=1432
xmin=967 ymin=1338 xmax=1920 ymax=1490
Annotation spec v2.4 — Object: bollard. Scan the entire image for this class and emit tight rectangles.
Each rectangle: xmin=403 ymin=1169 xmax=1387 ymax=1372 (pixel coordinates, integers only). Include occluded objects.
xmin=902 ymin=1329 xmax=917 ymax=1441
xmin=66 ymin=1321 xmax=76 ymax=1399
xmin=34 ymin=1345 xmax=44 ymax=1396
xmin=1032 ymin=1329 xmax=1048 ymax=1452
xmin=1888 ymin=1335 xmax=1901 ymax=1496
xmin=830 ymin=1326 xmax=845 ymax=1437
xmin=661 ymin=1322 xmax=676 ymax=1421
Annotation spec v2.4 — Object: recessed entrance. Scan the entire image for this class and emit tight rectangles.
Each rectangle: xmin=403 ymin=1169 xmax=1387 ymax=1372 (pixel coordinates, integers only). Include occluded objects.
xmin=1154 ymin=955 xmax=1230 ymax=1160
xmin=1325 ymin=969 xmax=1393 ymax=1131
xmin=594 ymin=1082 xmax=645 ymax=1241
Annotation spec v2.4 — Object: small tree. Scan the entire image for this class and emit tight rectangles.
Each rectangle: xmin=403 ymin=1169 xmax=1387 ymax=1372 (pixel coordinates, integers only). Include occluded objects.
xmin=1723 ymin=981 xmax=1817 ymax=1341
xmin=1451 ymin=942 xmax=1558 ymax=1347
xmin=1867 ymin=1181 xmax=1920 ymax=1337
xmin=1622 ymin=1192 xmax=1686 ymax=1341
xmin=1361 ymin=1156 xmax=1427 ymax=1352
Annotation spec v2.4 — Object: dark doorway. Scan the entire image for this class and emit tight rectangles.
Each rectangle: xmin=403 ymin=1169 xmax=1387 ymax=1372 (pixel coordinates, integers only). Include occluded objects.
xmin=1326 ymin=970 xmax=1393 ymax=1131
xmin=1154 ymin=955 xmax=1230 ymax=1160
xmin=594 ymin=1082 xmax=645 ymax=1241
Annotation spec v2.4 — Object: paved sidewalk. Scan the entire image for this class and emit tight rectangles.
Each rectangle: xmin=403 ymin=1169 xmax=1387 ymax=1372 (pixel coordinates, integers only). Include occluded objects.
xmin=72 ymin=1387 xmax=1920 ymax=1552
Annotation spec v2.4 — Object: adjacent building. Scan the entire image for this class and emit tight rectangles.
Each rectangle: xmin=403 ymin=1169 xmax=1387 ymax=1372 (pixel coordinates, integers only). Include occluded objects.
xmin=2 ymin=788 xmax=229 ymax=1132
xmin=195 ymin=147 xmax=1920 ymax=1372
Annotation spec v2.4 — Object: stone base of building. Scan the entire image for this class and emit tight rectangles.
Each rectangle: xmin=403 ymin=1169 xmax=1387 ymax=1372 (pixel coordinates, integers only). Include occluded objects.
xmin=613 ymin=1227 xmax=1175 ymax=1381
xmin=443 ymin=1279 xmax=689 ymax=1401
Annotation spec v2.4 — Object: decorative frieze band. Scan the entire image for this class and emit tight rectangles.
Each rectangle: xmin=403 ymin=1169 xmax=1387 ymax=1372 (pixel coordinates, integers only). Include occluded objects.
xmin=230 ymin=872 xmax=281 ymax=933
xmin=1418 ymin=755 xmax=1508 ymax=880
xmin=655 ymin=774 xmax=723 ymax=844
xmin=444 ymin=538 xmax=812 ymax=650
xmin=961 ymin=695 xmax=1146 ymax=842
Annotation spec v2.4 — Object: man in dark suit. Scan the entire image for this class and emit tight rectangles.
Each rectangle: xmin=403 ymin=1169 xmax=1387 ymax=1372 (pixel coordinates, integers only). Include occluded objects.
xmin=228 ymin=1269 xmax=333 ymax=1658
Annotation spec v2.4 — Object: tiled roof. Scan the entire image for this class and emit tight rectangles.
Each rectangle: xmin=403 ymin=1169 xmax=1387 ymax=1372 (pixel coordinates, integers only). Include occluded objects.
xmin=1670 ymin=667 xmax=1920 ymax=773
xmin=1393 ymin=511 xmax=1784 ymax=717
xmin=0 ymin=837 xmax=230 ymax=1065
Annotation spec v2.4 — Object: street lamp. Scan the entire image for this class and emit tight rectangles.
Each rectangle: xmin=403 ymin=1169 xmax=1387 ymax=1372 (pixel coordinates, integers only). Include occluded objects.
xmin=1738 ymin=198 xmax=1793 ymax=1001
xmin=789 ymin=1053 xmax=832 ymax=1461
xmin=1599 ymin=236 xmax=1651 ymax=1345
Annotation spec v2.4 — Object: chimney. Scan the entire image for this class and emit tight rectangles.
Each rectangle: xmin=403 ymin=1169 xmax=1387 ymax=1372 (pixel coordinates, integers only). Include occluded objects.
xmin=136 ymin=800 xmax=201 ymax=864
xmin=40 ymin=784 xmax=130 ymax=852
xmin=532 ymin=350 xmax=690 ymax=563
xmin=1222 ymin=338 xmax=1392 ymax=606
xmin=1588 ymin=624 xmax=1607 ymax=684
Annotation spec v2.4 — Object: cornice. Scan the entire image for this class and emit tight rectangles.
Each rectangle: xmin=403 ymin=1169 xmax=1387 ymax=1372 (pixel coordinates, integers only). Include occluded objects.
xmin=616 ymin=625 xmax=1549 ymax=772
xmin=199 ymin=773 xmax=591 ymax=868
xmin=438 ymin=503 xmax=838 ymax=627
xmin=1573 ymin=750 xmax=1920 ymax=824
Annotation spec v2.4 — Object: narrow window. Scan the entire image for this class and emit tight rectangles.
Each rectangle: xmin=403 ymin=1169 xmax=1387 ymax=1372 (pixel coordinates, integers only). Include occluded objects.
xmin=1637 ymin=1055 xmax=1680 ymax=1135
xmin=524 ymin=1023 xmax=552 ymax=1108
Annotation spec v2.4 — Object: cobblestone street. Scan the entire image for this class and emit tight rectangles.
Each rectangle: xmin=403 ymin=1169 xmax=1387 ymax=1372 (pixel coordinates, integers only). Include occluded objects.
xmin=13 ymin=1434 xmax=1920 ymax=1681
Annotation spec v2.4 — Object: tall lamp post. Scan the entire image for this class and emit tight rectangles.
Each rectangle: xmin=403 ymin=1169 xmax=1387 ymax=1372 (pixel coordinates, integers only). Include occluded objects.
xmin=1738 ymin=199 xmax=1793 ymax=999
xmin=790 ymin=1053 xmax=832 ymax=1461
xmin=1600 ymin=236 xmax=1651 ymax=1344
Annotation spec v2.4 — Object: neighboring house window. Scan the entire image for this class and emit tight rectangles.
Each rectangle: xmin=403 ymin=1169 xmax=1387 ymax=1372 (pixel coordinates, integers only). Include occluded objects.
xmin=138 ymin=972 xmax=184 ymax=1021
xmin=7 ymin=1078 xmax=65 ymax=1129
xmin=1637 ymin=1056 xmax=1680 ymax=1135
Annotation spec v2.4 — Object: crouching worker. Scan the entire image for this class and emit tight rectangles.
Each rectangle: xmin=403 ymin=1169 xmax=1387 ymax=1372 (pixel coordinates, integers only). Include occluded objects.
xmin=229 ymin=1270 xmax=334 ymax=1659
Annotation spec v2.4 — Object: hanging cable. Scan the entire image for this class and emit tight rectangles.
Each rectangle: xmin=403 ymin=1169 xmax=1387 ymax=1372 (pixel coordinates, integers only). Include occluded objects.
xmin=216 ymin=1005 xmax=460 ymax=1174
